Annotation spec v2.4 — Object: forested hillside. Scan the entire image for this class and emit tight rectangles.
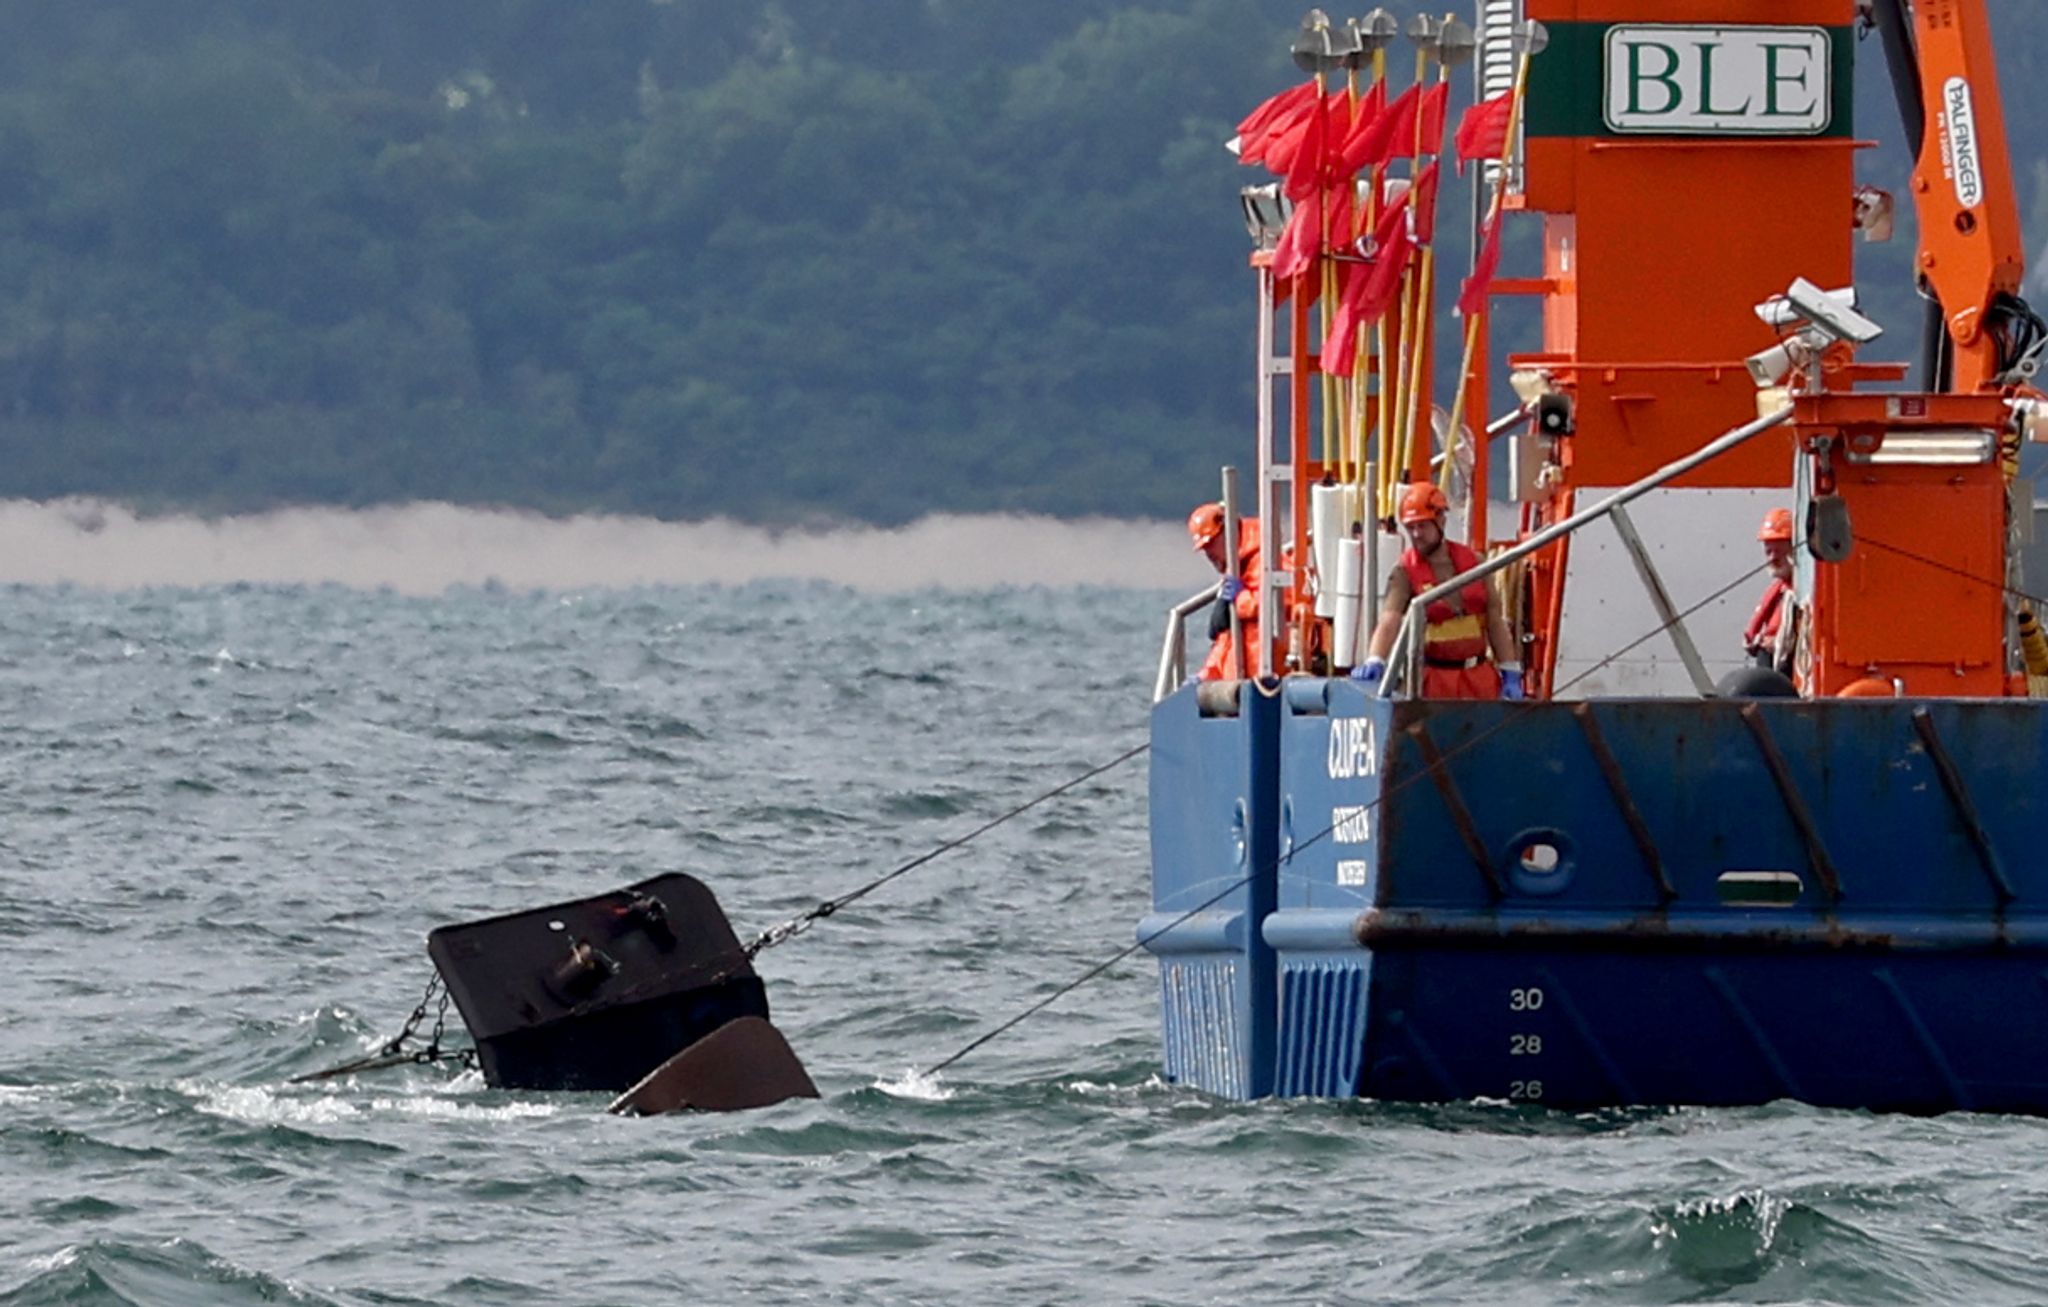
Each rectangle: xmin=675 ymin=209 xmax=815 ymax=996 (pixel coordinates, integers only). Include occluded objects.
xmin=0 ymin=2 xmax=2041 ymax=523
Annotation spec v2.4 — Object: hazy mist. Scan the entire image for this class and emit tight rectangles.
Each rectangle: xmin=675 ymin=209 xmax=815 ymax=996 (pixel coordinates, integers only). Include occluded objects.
xmin=0 ymin=501 xmax=1213 ymax=595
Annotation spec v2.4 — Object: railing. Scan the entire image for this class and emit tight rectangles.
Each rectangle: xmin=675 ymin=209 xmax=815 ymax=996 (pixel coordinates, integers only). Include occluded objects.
xmin=1381 ymin=404 xmax=1797 ymax=698
xmin=1155 ymin=583 xmax=1224 ymax=703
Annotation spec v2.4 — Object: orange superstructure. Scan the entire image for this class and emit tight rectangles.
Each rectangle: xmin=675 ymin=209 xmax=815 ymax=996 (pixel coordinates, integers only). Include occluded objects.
xmin=1515 ymin=0 xmax=1857 ymax=488
xmin=1487 ymin=0 xmax=2038 ymax=700
xmin=1225 ymin=0 xmax=2039 ymax=702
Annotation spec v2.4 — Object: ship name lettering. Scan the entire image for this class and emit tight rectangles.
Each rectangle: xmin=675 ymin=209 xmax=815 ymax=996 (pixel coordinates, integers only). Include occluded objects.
xmin=1326 ymin=718 xmax=1378 ymax=779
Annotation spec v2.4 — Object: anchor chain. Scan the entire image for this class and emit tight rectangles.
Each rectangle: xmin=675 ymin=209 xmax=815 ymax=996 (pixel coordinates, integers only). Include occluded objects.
xmin=289 ymin=971 xmax=478 ymax=1084
xmin=743 ymin=901 xmax=835 ymax=958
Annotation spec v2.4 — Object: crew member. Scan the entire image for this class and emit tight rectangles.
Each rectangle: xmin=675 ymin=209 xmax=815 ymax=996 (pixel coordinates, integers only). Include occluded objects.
xmin=1188 ymin=502 xmax=1262 ymax=680
xmin=1744 ymin=508 xmax=1796 ymax=670
xmin=1352 ymin=483 xmax=1522 ymax=699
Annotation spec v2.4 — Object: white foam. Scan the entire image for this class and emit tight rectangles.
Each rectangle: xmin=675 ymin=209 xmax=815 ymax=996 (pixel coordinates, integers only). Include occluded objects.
xmin=197 ymin=1085 xmax=364 ymax=1125
xmin=191 ymin=1082 xmax=560 ymax=1125
xmin=875 ymin=1068 xmax=954 ymax=1101
xmin=1062 ymin=1074 xmax=1168 ymax=1098
xmin=20 ymin=1246 xmax=80 ymax=1274
xmin=365 ymin=1094 xmax=558 ymax=1121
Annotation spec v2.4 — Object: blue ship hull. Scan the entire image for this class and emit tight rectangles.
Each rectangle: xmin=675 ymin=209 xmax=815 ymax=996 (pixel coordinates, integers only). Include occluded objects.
xmin=1142 ymin=679 xmax=2048 ymax=1112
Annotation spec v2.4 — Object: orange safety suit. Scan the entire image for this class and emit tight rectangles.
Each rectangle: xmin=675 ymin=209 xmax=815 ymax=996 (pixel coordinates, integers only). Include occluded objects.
xmin=1400 ymin=540 xmax=1502 ymax=700
xmin=1200 ymin=520 xmax=1265 ymax=680
xmin=1744 ymin=577 xmax=1791 ymax=665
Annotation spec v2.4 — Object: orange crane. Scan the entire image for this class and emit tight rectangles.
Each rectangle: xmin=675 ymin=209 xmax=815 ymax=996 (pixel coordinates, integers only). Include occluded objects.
xmin=1790 ymin=0 xmax=2043 ymax=696
xmin=1881 ymin=0 xmax=2035 ymax=395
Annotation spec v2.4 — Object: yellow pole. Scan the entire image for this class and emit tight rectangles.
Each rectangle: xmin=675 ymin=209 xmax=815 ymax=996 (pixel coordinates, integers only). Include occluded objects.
xmin=1396 ymin=20 xmax=1457 ymax=494
xmin=1337 ymin=61 xmax=1359 ymax=487
xmin=1341 ymin=34 xmax=1390 ymax=496
xmin=1438 ymin=44 xmax=1536 ymax=493
xmin=1380 ymin=34 xmax=1433 ymax=516
xmin=1315 ymin=68 xmax=1338 ymax=474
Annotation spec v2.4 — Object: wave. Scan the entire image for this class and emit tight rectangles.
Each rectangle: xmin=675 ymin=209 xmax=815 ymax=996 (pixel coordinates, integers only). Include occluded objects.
xmin=2 ymin=1238 xmax=341 ymax=1307
xmin=0 ymin=500 xmax=1209 ymax=594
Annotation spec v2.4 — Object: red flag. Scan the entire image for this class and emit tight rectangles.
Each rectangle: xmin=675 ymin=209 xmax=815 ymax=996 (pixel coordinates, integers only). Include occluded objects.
xmin=1323 ymin=264 xmax=1368 ymax=377
xmin=1354 ymin=192 xmax=1415 ymax=324
xmin=1411 ymin=83 xmax=1448 ymax=156
xmin=1284 ymin=92 xmax=1346 ymax=201
xmin=1346 ymin=83 xmax=1452 ymax=167
xmin=1458 ymin=210 xmax=1503 ymax=317
xmin=1341 ymin=83 xmax=1416 ymax=172
xmin=1270 ymin=189 xmax=1323 ymax=281
xmin=1260 ymin=100 xmax=1316 ymax=174
xmin=1327 ymin=178 xmax=1356 ymax=253
xmin=1241 ymin=89 xmax=1317 ymax=168
xmin=1324 ymin=193 xmax=1417 ymax=373
xmin=1409 ymin=161 xmax=1442 ymax=243
xmin=1454 ymin=90 xmax=1514 ymax=167
xmin=1236 ymin=81 xmax=1316 ymax=153
xmin=1324 ymin=203 xmax=1415 ymax=376
xmin=1330 ymin=81 xmax=1387 ymax=181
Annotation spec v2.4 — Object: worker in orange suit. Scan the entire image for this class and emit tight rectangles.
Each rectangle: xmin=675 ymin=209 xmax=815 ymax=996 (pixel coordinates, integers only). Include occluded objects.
xmin=1353 ymin=483 xmax=1522 ymax=699
xmin=1744 ymin=508 xmax=1796 ymax=670
xmin=1189 ymin=502 xmax=1263 ymax=680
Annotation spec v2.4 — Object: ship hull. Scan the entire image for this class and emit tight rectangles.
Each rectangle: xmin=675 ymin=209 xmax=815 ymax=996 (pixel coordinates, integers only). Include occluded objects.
xmin=1143 ymin=680 xmax=2048 ymax=1112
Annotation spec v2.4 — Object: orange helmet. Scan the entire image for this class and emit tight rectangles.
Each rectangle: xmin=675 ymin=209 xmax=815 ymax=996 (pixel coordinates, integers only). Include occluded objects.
xmin=1758 ymin=508 xmax=1794 ymax=544
xmin=1396 ymin=482 xmax=1450 ymax=526
xmin=1187 ymin=503 xmax=1225 ymax=551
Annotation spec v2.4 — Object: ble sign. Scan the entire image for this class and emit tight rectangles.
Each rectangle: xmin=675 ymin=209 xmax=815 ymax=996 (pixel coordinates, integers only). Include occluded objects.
xmin=1604 ymin=26 xmax=1831 ymax=135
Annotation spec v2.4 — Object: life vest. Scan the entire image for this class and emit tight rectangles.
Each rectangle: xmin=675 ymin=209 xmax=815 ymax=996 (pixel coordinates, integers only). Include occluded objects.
xmin=1400 ymin=541 xmax=1489 ymax=665
xmin=1744 ymin=577 xmax=1791 ymax=655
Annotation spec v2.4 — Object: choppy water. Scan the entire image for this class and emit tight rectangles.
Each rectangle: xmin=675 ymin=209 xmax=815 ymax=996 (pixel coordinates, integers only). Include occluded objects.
xmin=5 ymin=582 xmax=2048 ymax=1307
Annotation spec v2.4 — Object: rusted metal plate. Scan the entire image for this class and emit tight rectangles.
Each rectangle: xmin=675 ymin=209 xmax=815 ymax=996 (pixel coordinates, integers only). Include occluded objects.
xmin=607 ymin=1016 xmax=819 ymax=1116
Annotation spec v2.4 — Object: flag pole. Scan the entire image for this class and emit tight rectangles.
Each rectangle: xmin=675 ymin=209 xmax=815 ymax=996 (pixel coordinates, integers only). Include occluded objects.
xmin=1403 ymin=15 xmax=1474 ymax=496
xmin=1438 ymin=21 xmax=1546 ymax=496
xmin=1362 ymin=10 xmax=1399 ymax=525
xmin=1338 ymin=21 xmax=1363 ymax=490
xmin=1378 ymin=16 xmax=1436 ymax=517
xmin=1395 ymin=16 xmax=1472 ymax=499
xmin=1345 ymin=11 xmax=1396 ymax=502
xmin=1387 ymin=14 xmax=1442 ymax=495
xmin=1290 ymin=12 xmax=1341 ymax=474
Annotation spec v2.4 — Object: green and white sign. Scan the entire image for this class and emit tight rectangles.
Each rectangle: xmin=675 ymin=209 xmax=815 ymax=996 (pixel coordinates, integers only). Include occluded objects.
xmin=1604 ymin=26 xmax=1832 ymax=135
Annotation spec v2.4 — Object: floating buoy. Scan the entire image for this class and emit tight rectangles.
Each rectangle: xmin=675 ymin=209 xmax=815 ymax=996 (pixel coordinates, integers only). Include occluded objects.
xmin=426 ymin=873 xmax=815 ymax=1111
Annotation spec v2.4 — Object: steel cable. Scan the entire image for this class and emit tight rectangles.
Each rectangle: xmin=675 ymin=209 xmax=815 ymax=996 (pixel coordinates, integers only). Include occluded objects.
xmin=923 ymin=558 xmax=1770 ymax=1078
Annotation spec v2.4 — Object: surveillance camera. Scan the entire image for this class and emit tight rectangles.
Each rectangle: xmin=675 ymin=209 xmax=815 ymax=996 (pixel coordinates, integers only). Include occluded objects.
xmin=1755 ymin=284 xmax=1858 ymax=330
xmin=1745 ymin=338 xmax=1812 ymax=387
xmin=1746 ymin=343 xmax=1793 ymax=387
xmin=1785 ymin=276 xmax=1883 ymax=345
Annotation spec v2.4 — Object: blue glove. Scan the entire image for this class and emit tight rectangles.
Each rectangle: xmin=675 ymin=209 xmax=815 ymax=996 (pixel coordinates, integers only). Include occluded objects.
xmin=1350 ymin=656 xmax=1386 ymax=683
xmin=1218 ymin=576 xmax=1243 ymax=602
xmin=1500 ymin=664 xmax=1526 ymax=701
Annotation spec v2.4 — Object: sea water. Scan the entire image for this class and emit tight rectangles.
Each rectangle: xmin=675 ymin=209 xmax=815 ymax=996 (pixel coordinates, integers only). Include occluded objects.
xmin=3 ymin=582 xmax=2045 ymax=1306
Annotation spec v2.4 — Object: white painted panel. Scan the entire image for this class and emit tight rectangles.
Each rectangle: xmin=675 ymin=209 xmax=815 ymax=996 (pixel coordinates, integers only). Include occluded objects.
xmin=1552 ymin=487 xmax=1787 ymax=697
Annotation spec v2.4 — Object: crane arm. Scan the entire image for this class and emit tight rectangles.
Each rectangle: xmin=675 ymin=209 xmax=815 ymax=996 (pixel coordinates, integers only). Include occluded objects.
xmin=1904 ymin=0 xmax=2033 ymax=391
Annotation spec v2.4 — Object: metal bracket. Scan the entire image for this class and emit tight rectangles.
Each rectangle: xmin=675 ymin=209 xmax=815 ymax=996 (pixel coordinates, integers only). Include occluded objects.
xmin=1403 ymin=719 xmax=1504 ymax=900
xmin=1608 ymin=504 xmax=1716 ymax=697
xmin=1737 ymin=703 xmax=1845 ymax=904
